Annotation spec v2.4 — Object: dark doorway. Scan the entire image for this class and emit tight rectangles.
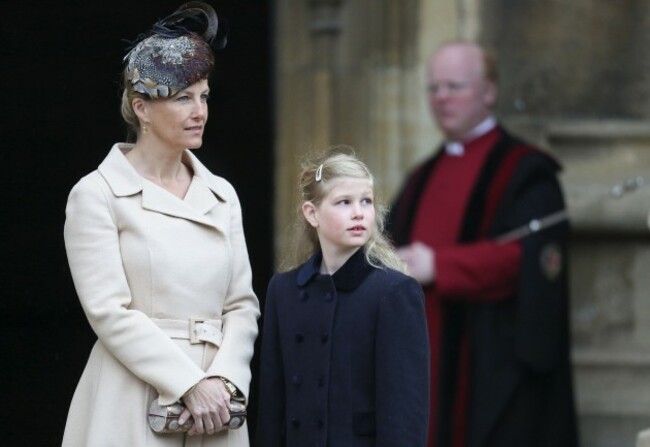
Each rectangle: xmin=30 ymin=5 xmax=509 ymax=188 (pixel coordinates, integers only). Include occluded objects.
xmin=2 ymin=1 xmax=273 ymax=445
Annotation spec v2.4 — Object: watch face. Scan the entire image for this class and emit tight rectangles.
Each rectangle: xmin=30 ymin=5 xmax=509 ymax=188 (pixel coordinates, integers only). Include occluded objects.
xmin=221 ymin=378 xmax=238 ymax=396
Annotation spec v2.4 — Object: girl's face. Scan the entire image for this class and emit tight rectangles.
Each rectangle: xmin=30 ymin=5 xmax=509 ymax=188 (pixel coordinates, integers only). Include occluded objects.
xmin=136 ymin=79 xmax=210 ymax=150
xmin=304 ymin=177 xmax=375 ymax=257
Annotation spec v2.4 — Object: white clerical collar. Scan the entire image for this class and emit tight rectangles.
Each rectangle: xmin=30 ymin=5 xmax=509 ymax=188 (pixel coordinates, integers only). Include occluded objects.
xmin=445 ymin=142 xmax=464 ymax=156
xmin=444 ymin=116 xmax=497 ymax=157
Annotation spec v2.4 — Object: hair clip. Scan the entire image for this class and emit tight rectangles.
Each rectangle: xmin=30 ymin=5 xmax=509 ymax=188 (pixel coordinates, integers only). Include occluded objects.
xmin=315 ymin=164 xmax=323 ymax=182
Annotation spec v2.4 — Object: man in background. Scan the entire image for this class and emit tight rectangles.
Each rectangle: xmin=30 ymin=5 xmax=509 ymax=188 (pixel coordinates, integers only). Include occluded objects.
xmin=388 ymin=41 xmax=578 ymax=447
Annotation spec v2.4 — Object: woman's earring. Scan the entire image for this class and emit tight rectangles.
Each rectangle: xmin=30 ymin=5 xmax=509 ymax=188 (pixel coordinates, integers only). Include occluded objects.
xmin=142 ymin=124 xmax=148 ymax=134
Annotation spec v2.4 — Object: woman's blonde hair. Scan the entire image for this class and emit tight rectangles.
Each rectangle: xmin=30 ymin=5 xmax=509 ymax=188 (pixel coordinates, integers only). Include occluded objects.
xmin=283 ymin=146 xmax=407 ymax=274
xmin=120 ymin=70 xmax=148 ymax=142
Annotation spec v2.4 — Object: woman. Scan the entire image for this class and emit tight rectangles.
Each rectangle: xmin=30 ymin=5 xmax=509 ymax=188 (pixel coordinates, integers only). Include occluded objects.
xmin=256 ymin=148 xmax=429 ymax=446
xmin=62 ymin=3 xmax=260 ymax=446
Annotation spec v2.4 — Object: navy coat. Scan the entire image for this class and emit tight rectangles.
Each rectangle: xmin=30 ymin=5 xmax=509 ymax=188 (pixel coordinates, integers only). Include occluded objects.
xmin=256 ymin=248 xmax=429 ymax=447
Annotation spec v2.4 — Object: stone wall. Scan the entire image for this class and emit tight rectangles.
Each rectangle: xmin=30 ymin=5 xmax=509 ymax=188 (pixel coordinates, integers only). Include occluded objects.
xmin=482 ymin=0 xmax=650 ymax=119
xmin=546 ymin=121 xmax=650 ymax=447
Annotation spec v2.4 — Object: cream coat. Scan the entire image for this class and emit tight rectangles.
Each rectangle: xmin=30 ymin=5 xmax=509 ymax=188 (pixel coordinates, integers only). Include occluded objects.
xmin=62 ymin=144 xmax=260 ymax=447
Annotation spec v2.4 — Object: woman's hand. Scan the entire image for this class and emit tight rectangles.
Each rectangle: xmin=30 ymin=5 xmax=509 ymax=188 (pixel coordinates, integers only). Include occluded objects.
xmin=179 ymin=378 xmax=231 ymax=436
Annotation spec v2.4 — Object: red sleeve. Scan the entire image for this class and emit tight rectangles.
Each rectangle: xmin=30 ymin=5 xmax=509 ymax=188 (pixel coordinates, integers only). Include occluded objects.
xmin=433 ymin=239 xmax=522 ymax=301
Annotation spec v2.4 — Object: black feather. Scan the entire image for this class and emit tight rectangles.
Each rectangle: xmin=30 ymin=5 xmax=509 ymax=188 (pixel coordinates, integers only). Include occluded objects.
xmin=124 ymin=1 xmax=227 ymax=53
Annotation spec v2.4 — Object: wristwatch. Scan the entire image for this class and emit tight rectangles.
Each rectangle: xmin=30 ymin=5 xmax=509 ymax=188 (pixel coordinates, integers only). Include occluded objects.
xmin=219 ymin=377 xmax=239 ymax=397
xmin=216 ymin=377 xmax=247 ymax=429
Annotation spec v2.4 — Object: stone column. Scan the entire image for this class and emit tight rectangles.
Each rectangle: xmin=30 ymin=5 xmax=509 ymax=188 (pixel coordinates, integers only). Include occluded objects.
xmin=273 ymin=0 xmax=345 ymax=265
xmin=309 ymin=0 xmax=343 ymax=146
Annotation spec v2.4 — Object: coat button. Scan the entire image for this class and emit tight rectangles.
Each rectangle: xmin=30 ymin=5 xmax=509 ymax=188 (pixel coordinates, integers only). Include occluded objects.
xmin=300 ymin=291 xmax=309 ymax=301
xmin=318 ymin=375 xmax=325 ymax=387
xmin=324 ymin=292 xmax=333 ymax=302
xmin=321 ymin=334 xmax=329 ymax=344
xmin=292 ymin=374 xmax=302 ymax=386
xmin=317 ymin=419 xmax=324 ymax=428
xmin=291 ymin=418 xmax=300 ymax=428
xmin=295 ymin=332 xmax=304 ymax=342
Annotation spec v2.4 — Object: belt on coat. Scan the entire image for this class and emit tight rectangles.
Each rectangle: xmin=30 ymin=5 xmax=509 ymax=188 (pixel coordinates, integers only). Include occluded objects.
xmin=151 ymin=318 xmax=223 ymax=347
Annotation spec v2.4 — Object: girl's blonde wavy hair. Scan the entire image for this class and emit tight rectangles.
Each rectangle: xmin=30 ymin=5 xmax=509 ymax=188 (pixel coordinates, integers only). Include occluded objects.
xmin=283 ymin=146 xmax=406 ymax=274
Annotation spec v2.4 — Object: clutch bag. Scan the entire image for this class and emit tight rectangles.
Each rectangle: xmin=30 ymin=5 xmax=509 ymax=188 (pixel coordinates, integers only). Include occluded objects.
xmin=148 ymin=395 xmax=247 ymax=433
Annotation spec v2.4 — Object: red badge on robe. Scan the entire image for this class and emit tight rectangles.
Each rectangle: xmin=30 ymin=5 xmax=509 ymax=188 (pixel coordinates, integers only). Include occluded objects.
xmin=540 ymin=243 xmax=562 ymax=281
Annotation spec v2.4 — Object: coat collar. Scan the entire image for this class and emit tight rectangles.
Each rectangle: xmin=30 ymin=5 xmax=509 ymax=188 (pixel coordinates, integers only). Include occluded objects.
xmin=296 ymin=248 xmax=376 ymax=291
xmin=97 ymin=143 xmax=228 ymax=228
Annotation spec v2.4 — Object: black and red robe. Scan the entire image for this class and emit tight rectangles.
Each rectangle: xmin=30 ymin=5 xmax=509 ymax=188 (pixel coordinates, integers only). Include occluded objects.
xmin=388 ymin=126 xmax=578 ymax=447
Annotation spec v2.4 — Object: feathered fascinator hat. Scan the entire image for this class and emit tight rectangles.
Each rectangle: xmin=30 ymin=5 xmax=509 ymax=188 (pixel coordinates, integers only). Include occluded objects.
xmin=124 ymin=1 xmax=227 ymax=98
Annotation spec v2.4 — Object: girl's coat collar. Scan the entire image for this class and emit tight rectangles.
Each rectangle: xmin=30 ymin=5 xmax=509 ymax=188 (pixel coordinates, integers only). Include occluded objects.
xmin=296 ymin=248 xmax=375 ymax=291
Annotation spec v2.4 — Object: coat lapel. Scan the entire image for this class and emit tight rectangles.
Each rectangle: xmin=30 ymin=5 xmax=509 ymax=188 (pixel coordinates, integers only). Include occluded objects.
xmin=98 ymin=143 xmax=228 ymax=231
xmin=140 ymin=180 xmax=220 ymax=228
xmin=183 ymin=176 xmax=220 ymax=215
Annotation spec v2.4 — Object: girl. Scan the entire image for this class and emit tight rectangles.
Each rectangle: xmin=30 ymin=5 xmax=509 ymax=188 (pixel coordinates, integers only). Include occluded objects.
xmin=257 ymin=148 xmax=429 ymax=446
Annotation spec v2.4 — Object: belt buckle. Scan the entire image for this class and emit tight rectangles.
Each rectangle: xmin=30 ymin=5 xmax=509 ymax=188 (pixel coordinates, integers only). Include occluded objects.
xmin=190 ymin=318 xmax=205 ymax=344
